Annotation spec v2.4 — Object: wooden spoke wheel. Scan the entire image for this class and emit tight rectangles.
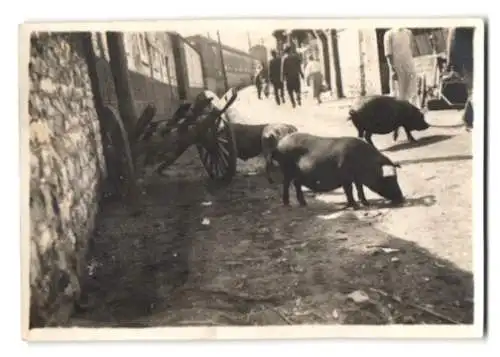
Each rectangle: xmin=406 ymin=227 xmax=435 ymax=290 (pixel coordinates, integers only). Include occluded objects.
xmin=196 ymin=112 xmax=238 ymax=184
xmin=100 ymin=105 xmax=141 ymax=208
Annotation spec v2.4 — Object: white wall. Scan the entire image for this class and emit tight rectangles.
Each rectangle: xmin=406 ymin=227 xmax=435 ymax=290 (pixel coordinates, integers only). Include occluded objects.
xmin=359 ymin=29 xmax=383 ymax=96
xmin=337 ymin=29 xmax=362 ymax=98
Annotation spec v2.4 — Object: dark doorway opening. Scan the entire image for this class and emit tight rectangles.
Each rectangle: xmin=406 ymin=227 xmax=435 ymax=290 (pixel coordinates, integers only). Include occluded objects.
xmin=331 ymin=29 xmax=344 ymax=98
xmin=376 ymin=28 xmax=390 ymax=95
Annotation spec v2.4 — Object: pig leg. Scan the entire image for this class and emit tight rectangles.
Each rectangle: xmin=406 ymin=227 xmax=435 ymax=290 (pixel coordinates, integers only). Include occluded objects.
xmin=354 ymin=181 xmax=370 ymax=206
xmin=265 ymin=166 xmax=274 ymax=184
xmin=262 ymin=136 xmax=276 ymax=184
xmin=357 ymin=128 xmax=364 ymax=138
xmin=364 ymin=132 xmax=375 ymax=147
xmin=282 ymin=175 xmax=292 ymax=206
xmin=293 ymin=179 xmax=307 ymax=206
xmin=403 ymin=127 xmax=417 ymax=142
xmin=342 ymin=183 xmax=360 ymax=210
xmin=264 ymin=154 xmax=274 ymax=184
xmin=393 ymin=127 xmax=400 ymax=141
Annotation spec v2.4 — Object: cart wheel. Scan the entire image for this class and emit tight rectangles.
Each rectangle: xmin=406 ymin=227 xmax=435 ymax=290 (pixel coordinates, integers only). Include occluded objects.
xmin=100 ymin=105 xmax=133 ymax=188
xmin=418 ymin=75 xmax=428 ymax=110
xmin=101 ymin=105 xmax=142 ymax=212
xmin=196 ymin=112 xmax=237 ymax=184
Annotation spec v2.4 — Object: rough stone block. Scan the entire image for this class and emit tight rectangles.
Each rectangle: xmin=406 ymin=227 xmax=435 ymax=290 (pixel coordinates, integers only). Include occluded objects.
xmin=29 ymin=32 xmax=103 ymax=328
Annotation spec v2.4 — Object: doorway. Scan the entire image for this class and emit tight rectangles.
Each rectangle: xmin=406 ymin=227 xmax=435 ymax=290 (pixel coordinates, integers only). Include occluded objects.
xmin=376 ymin=28 xmax=390 ymax=94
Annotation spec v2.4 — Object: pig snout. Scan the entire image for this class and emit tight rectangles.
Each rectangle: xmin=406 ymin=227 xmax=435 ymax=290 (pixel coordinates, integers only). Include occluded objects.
xmin=408 ymin=107 xmax=431 ymax=131
xmin=415 ymin=117 xmax=430 ymax=131
xmin=382 ymin=177 xmax=405 ymax=204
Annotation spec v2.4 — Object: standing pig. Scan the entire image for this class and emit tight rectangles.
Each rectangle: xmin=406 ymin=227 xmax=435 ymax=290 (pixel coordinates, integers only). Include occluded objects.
xmin=261 ymin=124 xmax=298 ymax=183
xmin=348 ymin=95 xmax=430 ymax=149
xmin=271 ymin=133 xmax=405 ymax=208
xmin=232 ymin=122 xmax=298 ymax=183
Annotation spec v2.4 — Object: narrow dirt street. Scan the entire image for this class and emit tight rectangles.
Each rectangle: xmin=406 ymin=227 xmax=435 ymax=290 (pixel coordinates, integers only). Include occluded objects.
xmin=69 ymin=87 xmax=474 ymax=327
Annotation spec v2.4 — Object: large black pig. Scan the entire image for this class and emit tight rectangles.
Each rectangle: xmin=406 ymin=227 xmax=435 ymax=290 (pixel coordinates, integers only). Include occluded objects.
xmin=271 ymin=133 xmax=405 ymax=208
xmin=348 ymin=96 xmax=430 ymax=148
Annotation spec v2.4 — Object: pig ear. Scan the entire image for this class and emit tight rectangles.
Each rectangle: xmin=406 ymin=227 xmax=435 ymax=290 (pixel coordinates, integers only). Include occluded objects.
xmin=382 ymin=165 xmax=397 ymax=177
xmin=347 ymin=109 xmax=357 ymax=121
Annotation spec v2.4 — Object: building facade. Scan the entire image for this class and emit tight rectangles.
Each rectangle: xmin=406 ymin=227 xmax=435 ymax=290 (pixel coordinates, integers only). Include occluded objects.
xmin=272 ymin=27 xmax=449 ymax=99
xmin=249 ymin=44 xmax=268 ymax=67
xmin=186 ymin=35 xmax=258 ymax=96
xmin=90 ymin=31 xmax=206 ymax=119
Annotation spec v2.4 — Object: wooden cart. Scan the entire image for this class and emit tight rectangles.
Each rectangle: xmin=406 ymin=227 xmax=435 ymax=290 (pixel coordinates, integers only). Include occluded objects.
xmin=84 ymin=32 xmax=240 ymax=213
xmin=417 ymin=34 xmax=468 ymax=111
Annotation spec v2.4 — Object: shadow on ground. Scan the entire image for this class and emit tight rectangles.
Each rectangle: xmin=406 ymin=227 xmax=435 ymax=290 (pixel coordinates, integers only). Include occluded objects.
xmin=352 ymin=195 xmax=437 ymax=211
xmin=384 ymin=134 xmax=454 ymax=153
xmin=430 ymin=123 xmax=466 ymax=129
xmin=398 ymin=154 xmax=473 ymax=166
xmin=67 ymin=167 xmax=474 ymax=327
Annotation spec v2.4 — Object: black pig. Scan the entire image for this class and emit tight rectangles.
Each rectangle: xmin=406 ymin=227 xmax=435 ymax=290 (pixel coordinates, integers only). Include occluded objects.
xmin=348 ymin=96 xmax=430 ymax=148
xmin=271 ymin=133 xmax=405 ymax=208
xmin=232 ymin=122 xmax=298 ymax=183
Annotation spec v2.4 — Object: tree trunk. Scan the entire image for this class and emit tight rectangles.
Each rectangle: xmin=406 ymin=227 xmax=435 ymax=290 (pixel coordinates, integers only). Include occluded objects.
xmin=106 ymin=31 xmax=138 ymax=139
xmin=105 ymin=31 xmax=142 ymax=212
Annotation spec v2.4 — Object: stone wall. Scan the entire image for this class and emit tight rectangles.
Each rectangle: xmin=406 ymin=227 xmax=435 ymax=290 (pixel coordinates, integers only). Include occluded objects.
xmin=29 ymin=32 xmax=105 ymax=327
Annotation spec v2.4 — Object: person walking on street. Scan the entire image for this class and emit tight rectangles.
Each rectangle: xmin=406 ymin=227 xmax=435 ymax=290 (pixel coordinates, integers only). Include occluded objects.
xmin=261 ymin=61 xmax=270 ymax=98
xmin=446 ymin=26 xmax=474 ymax=130
xmin=281 ymin=45 xmax=305 ymax=108
xmin=304 ymin=55 xmax=324 ymax=105
xmin=383 ymin=28 xmax=419 ymax=107
xmin=254 ymin=63 xmax=266 ymax=100
xmin=268 ymin=49 xmax=286 ymax=105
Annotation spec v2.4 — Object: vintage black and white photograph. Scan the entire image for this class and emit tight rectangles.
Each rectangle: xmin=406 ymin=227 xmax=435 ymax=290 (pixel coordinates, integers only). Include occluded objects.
xmin=21 ymin=18 xmax=485 ymax=341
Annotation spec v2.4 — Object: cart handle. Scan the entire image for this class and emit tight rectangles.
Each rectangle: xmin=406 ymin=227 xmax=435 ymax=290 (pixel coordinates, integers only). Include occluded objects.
xmin=216 ymin=87 xmax=238 ymax=117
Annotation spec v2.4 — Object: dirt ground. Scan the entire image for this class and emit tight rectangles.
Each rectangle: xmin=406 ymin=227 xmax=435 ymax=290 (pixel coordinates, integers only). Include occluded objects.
xmin=68 ymin=88 xmax=474 ymax=327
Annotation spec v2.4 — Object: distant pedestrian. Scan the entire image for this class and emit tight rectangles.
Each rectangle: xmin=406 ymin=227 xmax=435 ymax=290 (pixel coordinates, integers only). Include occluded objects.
xmin=254 ymin=63 xmax=266 ymax=100
xmin=304 ymin=55 xmax=323 ymax=104
xmin=446 ymin=27 xmax=474 ymax=130
xmin=383 ymin=28 xmax=419 ymax=107
xmin=261 ymin=61 xmax=270 ymax=98
xmin=268 ymin=49 xmax=286 ymax=105
xmin=281 ymin=45 xmax=305 ymax=108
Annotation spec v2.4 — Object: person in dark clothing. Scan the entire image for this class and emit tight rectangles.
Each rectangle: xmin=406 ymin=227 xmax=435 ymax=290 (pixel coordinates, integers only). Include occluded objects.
xmin=254 ymin=64 xmax=265 ymax=100
xmin=281 ymin=45 xmax=304 ymax=108
xmin=260 ymin=62 xmax=270 ymax=98
xmin=446 ymin=27 xmax=474 ymax=130
xmin=268 ymin=49 xmax=286 ymax=105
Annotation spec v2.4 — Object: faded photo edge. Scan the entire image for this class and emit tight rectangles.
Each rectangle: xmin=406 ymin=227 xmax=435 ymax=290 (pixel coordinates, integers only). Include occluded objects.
xmin=19 ymin=17 xmax=486 ymax=342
